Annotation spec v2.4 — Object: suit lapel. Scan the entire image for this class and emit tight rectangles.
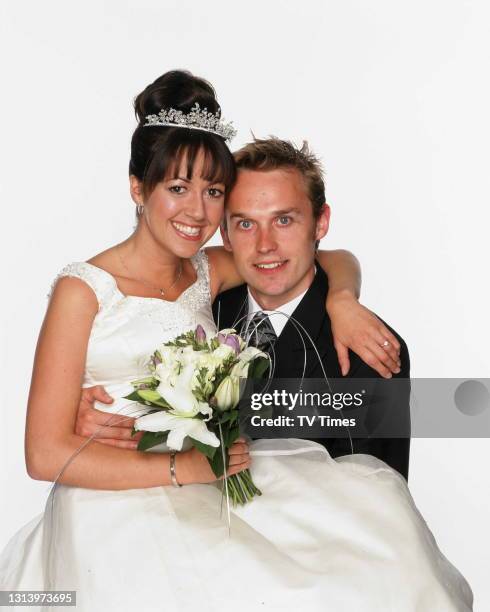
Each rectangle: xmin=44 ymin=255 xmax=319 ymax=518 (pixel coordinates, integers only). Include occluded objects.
xmin=212 ymin=284 xmax=248 ymax=331
xmin=273 ymin=264 xmax=340 ymax=378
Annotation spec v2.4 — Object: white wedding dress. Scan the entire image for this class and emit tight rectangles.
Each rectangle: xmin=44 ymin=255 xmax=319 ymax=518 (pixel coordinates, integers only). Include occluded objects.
xmin=0 ymin=252 xmax=473 ymax=611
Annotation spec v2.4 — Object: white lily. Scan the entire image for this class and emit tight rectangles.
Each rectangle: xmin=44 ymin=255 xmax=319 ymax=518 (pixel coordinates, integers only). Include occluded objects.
xmin=238 ymin=346 xmax=267 ymax=363
xmin=156 ymin=378 xmax=212 ymax=418
xmin=134 ymin=411 xmax=219 ymax=451
xmin=155 ymin=363 xmax=180 ymax=387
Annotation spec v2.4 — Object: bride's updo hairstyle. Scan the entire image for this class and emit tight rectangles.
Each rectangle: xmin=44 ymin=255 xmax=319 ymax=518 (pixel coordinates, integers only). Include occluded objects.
xmin=129 ymin=70 xmax=236 ymax=202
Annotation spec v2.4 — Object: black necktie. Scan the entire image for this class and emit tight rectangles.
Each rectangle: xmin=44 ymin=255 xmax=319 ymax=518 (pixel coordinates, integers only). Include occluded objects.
xmin=244 ymin=311 xmax=278 ymax=355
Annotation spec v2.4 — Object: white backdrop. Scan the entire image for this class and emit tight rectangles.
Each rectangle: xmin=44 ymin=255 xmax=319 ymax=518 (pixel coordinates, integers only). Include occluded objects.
xmin=1 ymin=0 xmax=489 ymax=609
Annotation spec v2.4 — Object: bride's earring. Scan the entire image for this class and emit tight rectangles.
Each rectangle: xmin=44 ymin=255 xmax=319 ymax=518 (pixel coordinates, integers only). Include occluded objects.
xmin=136 ymin=204 xmax=144 ymax=215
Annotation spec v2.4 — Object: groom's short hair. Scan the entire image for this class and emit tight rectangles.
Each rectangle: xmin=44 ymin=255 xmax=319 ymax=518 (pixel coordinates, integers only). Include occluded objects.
xmin=232 ymin=137 xmax=326 ymax=219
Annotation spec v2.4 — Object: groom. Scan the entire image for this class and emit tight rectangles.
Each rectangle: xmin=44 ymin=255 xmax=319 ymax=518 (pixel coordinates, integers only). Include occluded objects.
xmin=212 ymin=137 xmax=411 ymax=479
xmin=74 ymin=137 xmax=411 ymax=479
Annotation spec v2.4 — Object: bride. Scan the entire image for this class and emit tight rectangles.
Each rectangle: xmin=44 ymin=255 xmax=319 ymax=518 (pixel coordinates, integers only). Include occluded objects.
xmin=0 ymin=70 xmax=473 ymax=611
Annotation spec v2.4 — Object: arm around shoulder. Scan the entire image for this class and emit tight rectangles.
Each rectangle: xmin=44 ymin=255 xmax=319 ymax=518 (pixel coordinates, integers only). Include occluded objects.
xmin=205 ymin=246 xmax=244 ymax=299
xmin=316 ymin=249 xmax=361 ymax=300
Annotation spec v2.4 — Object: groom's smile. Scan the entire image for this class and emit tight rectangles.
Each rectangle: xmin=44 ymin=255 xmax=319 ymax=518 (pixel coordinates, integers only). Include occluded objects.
xmin=254 ymin=259 xmax=289 ymax=273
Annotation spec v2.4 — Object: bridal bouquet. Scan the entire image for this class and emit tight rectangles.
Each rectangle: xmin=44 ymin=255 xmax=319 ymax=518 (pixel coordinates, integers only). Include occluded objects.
xmin=125 ymin=325 xmax=269 ymax=505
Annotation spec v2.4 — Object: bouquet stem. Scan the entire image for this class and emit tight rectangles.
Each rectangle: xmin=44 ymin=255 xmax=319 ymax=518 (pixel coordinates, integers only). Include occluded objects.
xmin=224 ymin=469 xmax=262 ymax=506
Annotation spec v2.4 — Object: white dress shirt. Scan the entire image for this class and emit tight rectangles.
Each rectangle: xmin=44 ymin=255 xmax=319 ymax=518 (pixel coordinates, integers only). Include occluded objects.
xmin=246 ymin=288 xmax=309 ymax=338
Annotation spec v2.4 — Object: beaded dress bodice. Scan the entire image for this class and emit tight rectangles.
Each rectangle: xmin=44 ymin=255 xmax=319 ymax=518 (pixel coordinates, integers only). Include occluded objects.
xmin=53 ymin=250 xmax=216 ymax=417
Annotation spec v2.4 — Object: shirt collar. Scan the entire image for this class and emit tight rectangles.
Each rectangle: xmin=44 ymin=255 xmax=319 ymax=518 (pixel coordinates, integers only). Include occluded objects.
xmin=247 ymin=277 xmax=313 ymax=338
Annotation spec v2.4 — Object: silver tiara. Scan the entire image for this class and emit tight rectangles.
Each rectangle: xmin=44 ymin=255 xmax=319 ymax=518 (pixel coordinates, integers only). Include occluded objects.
xmin=143 ymin=102 xmax=237 ymax=142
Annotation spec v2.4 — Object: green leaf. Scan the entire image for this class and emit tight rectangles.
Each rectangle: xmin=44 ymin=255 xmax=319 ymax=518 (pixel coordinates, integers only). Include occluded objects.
xmin=224 ymin=424 xmax=240 ymax=447
xmin=190 ymin=438 xmax=218 ymax=459
xmin=124 ymin=391 xmax=143 ymax=402
xmin=217 ymin=411 xmax=232 ymax=424
xmin=217 ymin=409 xmax=239 ymax=425
xmin=213 ymin=421 xmax=239 ymax=447
xmin=132 ymin=376 xmax=157 ymax=388
xmin=249 ymin=357 xmax=270 ymax=379
xmin=210 ymin=448 xmax=226 ymax=478
xmin=137 ymin=389 xmax=170 ymax=408
xmin=137 ymin=431 xmax=169 ymax=451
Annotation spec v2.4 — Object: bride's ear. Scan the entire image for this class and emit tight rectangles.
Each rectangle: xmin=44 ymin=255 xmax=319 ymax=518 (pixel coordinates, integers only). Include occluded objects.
xmin=129 ymin=176 xmax=144 ymax=207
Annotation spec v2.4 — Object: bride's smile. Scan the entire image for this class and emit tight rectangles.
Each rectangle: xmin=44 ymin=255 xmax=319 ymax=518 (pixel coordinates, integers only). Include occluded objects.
xmin=129 ymin=149 xmax=228 ymax=260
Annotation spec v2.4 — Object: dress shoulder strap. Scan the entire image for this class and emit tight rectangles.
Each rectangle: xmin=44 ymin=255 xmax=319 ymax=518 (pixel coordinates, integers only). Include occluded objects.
xmin=50 ymin=262 xmax=120 ymax=311
xmin=191 ymin=250 xmax=211 ymax=297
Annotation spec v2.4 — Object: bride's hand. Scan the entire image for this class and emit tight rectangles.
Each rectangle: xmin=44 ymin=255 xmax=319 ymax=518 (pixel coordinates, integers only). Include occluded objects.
xmin=178 ymin=438 xmax=251 ymax=485
xmin=327 ymin=291 xmax=402 ymax=378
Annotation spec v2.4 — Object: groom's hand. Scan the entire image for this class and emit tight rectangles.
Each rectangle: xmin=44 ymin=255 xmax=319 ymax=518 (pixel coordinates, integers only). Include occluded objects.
xmin=75 ymin=385 xmax=143 ymax=449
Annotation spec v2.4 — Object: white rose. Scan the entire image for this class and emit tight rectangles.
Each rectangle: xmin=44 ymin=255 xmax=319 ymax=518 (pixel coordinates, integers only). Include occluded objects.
xmin=190 ymin=353 xmax=220 ymax=395
xmin=212 ymin=344 xmax=236 ymax=362
xmin=196 ymin=352 xmax=220 ymax=372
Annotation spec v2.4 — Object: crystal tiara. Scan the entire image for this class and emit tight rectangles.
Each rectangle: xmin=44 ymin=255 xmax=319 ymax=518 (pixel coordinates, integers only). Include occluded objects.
xmin=143 ymin=102 xmax=237 ymax=142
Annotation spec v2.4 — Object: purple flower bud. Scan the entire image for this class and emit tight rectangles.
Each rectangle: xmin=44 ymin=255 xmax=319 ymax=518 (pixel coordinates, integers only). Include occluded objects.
xmin=196 ymin=324 xmax=207 ymax=343
xmin=217 ymin=333 xmax=226 ymax=345
xmin=224 ymin=334 xmax=240 ymax=355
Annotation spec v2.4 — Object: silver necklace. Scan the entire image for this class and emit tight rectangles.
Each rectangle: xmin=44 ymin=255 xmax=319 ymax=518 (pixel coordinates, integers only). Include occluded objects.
xmin=117 ymin=247 xmax=183 ymax=298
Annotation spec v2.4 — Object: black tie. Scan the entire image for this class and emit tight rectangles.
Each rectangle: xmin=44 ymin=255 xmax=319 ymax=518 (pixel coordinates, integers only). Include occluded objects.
xmin=244 ymin=311 xmax=278 ymax=355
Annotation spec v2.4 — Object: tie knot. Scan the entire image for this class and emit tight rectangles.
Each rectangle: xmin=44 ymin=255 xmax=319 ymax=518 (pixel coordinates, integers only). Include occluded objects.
xmin=250 ymin=310 xmax=269 ymax=325
xmin=244 ymin=311 xmax=277 ymax=352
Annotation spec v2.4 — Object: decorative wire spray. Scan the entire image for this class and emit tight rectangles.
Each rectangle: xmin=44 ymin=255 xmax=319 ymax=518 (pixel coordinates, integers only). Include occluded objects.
xmin=42 ymin=402 xmax=153 ymax=590
xmin=232 ymin=302 xmax=355 ymax=456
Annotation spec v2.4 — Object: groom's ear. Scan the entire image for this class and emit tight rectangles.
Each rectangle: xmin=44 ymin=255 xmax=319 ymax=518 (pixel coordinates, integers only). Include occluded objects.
xmin=314 ymin=203 xmax=331 ymax=241
xmin=220 ymin=221 xmax=233 ymax=252
xmin=129 ymin=175 xmax=144 ymax=206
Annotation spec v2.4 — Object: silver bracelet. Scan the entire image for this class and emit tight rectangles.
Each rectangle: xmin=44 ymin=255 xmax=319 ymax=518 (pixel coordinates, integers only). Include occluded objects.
xmin=169 ymin=451 xmax=182 ymax=488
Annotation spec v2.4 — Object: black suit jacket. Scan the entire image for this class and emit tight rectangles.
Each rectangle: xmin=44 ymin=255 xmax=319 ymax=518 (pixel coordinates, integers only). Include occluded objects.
xmin=212 ymin=264 xmax=411 ymax=480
